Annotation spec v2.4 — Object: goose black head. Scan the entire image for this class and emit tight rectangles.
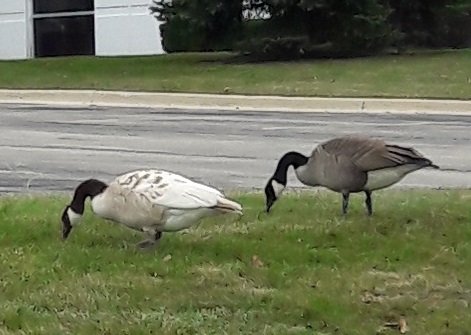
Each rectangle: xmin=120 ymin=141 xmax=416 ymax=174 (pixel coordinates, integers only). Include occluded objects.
xmin=264 ymin=151 xmax=308 ymax=214
xmin=61 ymin=205 xmax=81 ymax=240
xmin=61 ymin=179 xmax=107 ymax=241
xmin=264 ymin=178 xmax=286 ymax=213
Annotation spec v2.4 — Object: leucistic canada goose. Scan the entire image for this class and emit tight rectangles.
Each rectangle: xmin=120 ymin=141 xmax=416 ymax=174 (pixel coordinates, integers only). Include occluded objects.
xmin=61 ymin=169 xmax=243 ymax=249
xmin=264 ymin=135 xmax=439 ymax=216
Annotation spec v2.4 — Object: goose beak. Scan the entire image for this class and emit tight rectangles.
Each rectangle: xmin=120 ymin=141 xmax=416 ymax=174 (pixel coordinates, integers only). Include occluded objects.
xmin=62 ymin=222 xmax=72 ymax=240
xmin=62 ymin=225 xmax=72 ymax=241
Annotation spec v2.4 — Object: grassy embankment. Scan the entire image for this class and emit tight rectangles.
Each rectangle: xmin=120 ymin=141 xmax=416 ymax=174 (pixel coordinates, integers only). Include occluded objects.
xmin=0 ymin=190 xmax=470 ymax=334
xmin=0 ymin=49 xmax=470 ymax=99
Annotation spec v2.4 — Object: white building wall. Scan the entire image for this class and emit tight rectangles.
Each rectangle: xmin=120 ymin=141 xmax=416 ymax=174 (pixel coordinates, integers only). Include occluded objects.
xmin=0 ymin=0 xmax=163 ymax=60
xmin=0 ymin=1 xmax=31 ymax=60
xmin=95 ymin=0 xmax=164 ymax=56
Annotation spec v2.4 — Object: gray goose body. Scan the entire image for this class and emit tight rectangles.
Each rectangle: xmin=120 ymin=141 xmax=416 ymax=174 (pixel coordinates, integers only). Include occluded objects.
xmin=264 ymin=135 xmax=439 ymax=216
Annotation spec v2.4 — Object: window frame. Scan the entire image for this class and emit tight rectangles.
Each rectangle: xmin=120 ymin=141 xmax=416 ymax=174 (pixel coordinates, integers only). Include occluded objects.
xmin=31 ymin=0 xmax=95 ymax=58
xmin=32 ymin=0 xmax=94 ymax=15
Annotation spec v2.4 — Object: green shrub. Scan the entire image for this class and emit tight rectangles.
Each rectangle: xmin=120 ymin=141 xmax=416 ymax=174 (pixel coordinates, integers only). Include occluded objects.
xmin=330 ymin=12 xmax=394 ymax=56
xmin=236 ymin=36 xmax=309 ymax=60
xmin=435 ymin=8 xmax=471 ymax=48
xmin=159 ymin=20 xmax=205 ymax=53
xmin=152 ymin=0 xmax=470 ymax=59
xmin=151 ymin=0 xmax=242 ymax=53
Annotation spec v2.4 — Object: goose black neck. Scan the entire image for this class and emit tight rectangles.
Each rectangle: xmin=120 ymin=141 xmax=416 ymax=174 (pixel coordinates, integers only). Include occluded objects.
xmin=273 ymin=151 xmax=308 ymax=184
xmin=69 ymin=179 xmax=108 ymax=215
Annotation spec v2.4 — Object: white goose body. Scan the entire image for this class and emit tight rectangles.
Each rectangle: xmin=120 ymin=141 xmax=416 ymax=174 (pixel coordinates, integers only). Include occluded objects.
xmin=61 ymin=169 xmax=243 ymax=248
xmin=91 ymin=169 xmax=240 ymax=232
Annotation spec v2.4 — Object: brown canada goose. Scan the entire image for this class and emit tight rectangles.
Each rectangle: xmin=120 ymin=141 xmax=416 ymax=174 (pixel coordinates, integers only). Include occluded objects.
xmin=264 ymin=135 xmax=439 ymax=216
xmin=61 ymin=169 xmax=243 ymax=249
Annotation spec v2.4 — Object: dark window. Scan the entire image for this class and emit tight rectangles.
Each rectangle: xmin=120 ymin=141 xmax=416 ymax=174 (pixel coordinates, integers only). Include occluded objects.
xmin=34 ymin=15 xmax=95 ymax=57
xmin=33 ymin=0 xmax=94 ymax=14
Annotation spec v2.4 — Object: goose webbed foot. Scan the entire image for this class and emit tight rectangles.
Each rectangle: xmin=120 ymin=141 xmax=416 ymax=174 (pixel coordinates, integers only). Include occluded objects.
xmin=137 ymin=239 xmax=156 ymax=250
xmin=137 ymin=231 xmax=163 ymax=250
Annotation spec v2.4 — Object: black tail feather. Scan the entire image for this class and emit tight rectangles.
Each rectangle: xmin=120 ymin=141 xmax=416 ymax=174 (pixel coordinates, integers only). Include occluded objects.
xmin=386 ymin=144 xmax=439 ymax=169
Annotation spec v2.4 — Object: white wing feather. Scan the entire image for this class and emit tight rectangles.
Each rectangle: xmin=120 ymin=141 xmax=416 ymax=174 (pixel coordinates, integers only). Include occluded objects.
xmin=113 ymin=169 xmax=225 ymax=209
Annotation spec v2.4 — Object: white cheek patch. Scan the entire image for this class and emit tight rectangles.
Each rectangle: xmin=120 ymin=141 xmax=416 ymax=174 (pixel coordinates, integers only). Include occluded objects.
xmin=272 ymin=180 xmax=285 ymax=198
xmin=67 ymin=208 xmax=83 ymax=226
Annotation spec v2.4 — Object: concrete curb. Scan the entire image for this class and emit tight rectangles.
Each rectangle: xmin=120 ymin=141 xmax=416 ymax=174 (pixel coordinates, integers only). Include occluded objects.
xmin=0 ymin=89 xmax=470 ymax=115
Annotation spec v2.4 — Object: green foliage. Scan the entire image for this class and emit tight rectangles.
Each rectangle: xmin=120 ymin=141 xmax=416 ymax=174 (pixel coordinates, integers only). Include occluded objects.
xmin=434 ymin=2 xmax=471 ymax=48
xmin=387 ymin=0 xmax=471 ymax=49
xmin=150 ymin=0 xmax=243 ymax=52
xmin=238 ymin=0 xmax=394 ymax=60
xmin=312 ymin=0 xmax=393 ymax=56
xmin=150 ymin=0 xmax=471 ymax=59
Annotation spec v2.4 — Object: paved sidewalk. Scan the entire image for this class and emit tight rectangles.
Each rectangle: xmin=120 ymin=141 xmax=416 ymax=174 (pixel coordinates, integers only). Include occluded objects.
xmin=0 ymin=89 xmax=470 ymax=115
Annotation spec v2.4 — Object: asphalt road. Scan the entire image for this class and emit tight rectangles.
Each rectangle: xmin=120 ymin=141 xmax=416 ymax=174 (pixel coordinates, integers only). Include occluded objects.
xmin=0 ymin=103 xmax=470 ymax=194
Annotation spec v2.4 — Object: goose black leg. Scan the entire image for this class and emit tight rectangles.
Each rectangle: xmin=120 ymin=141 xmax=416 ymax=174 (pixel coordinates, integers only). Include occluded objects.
xmin=342 ymin=192 xmax=350 ymax=216
xmin=365 ymin=190 xmax=373 ymax=216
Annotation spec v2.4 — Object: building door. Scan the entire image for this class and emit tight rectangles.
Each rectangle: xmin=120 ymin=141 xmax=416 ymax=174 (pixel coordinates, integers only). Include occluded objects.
xmin=33 ymin=0 xmax=95 ymax=57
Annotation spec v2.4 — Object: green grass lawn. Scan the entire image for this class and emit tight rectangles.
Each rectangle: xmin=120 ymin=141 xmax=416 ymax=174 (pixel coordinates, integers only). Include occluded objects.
xmin=0 ymin=50 xmax=470 ymax=99
xmin=0 ymin=189 xmax=470 ymax=334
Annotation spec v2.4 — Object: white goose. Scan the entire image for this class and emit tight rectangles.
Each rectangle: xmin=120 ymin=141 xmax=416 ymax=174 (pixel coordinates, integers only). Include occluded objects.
xmin=61 ymin=169 xmax=243 ymax=249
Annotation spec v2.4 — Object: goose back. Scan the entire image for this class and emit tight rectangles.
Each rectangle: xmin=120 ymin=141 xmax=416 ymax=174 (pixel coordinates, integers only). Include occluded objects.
xmin=90 ymin=169 xmax=241 ymax=232
xmin=295 ymin=136 xmax=435 ymax=192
